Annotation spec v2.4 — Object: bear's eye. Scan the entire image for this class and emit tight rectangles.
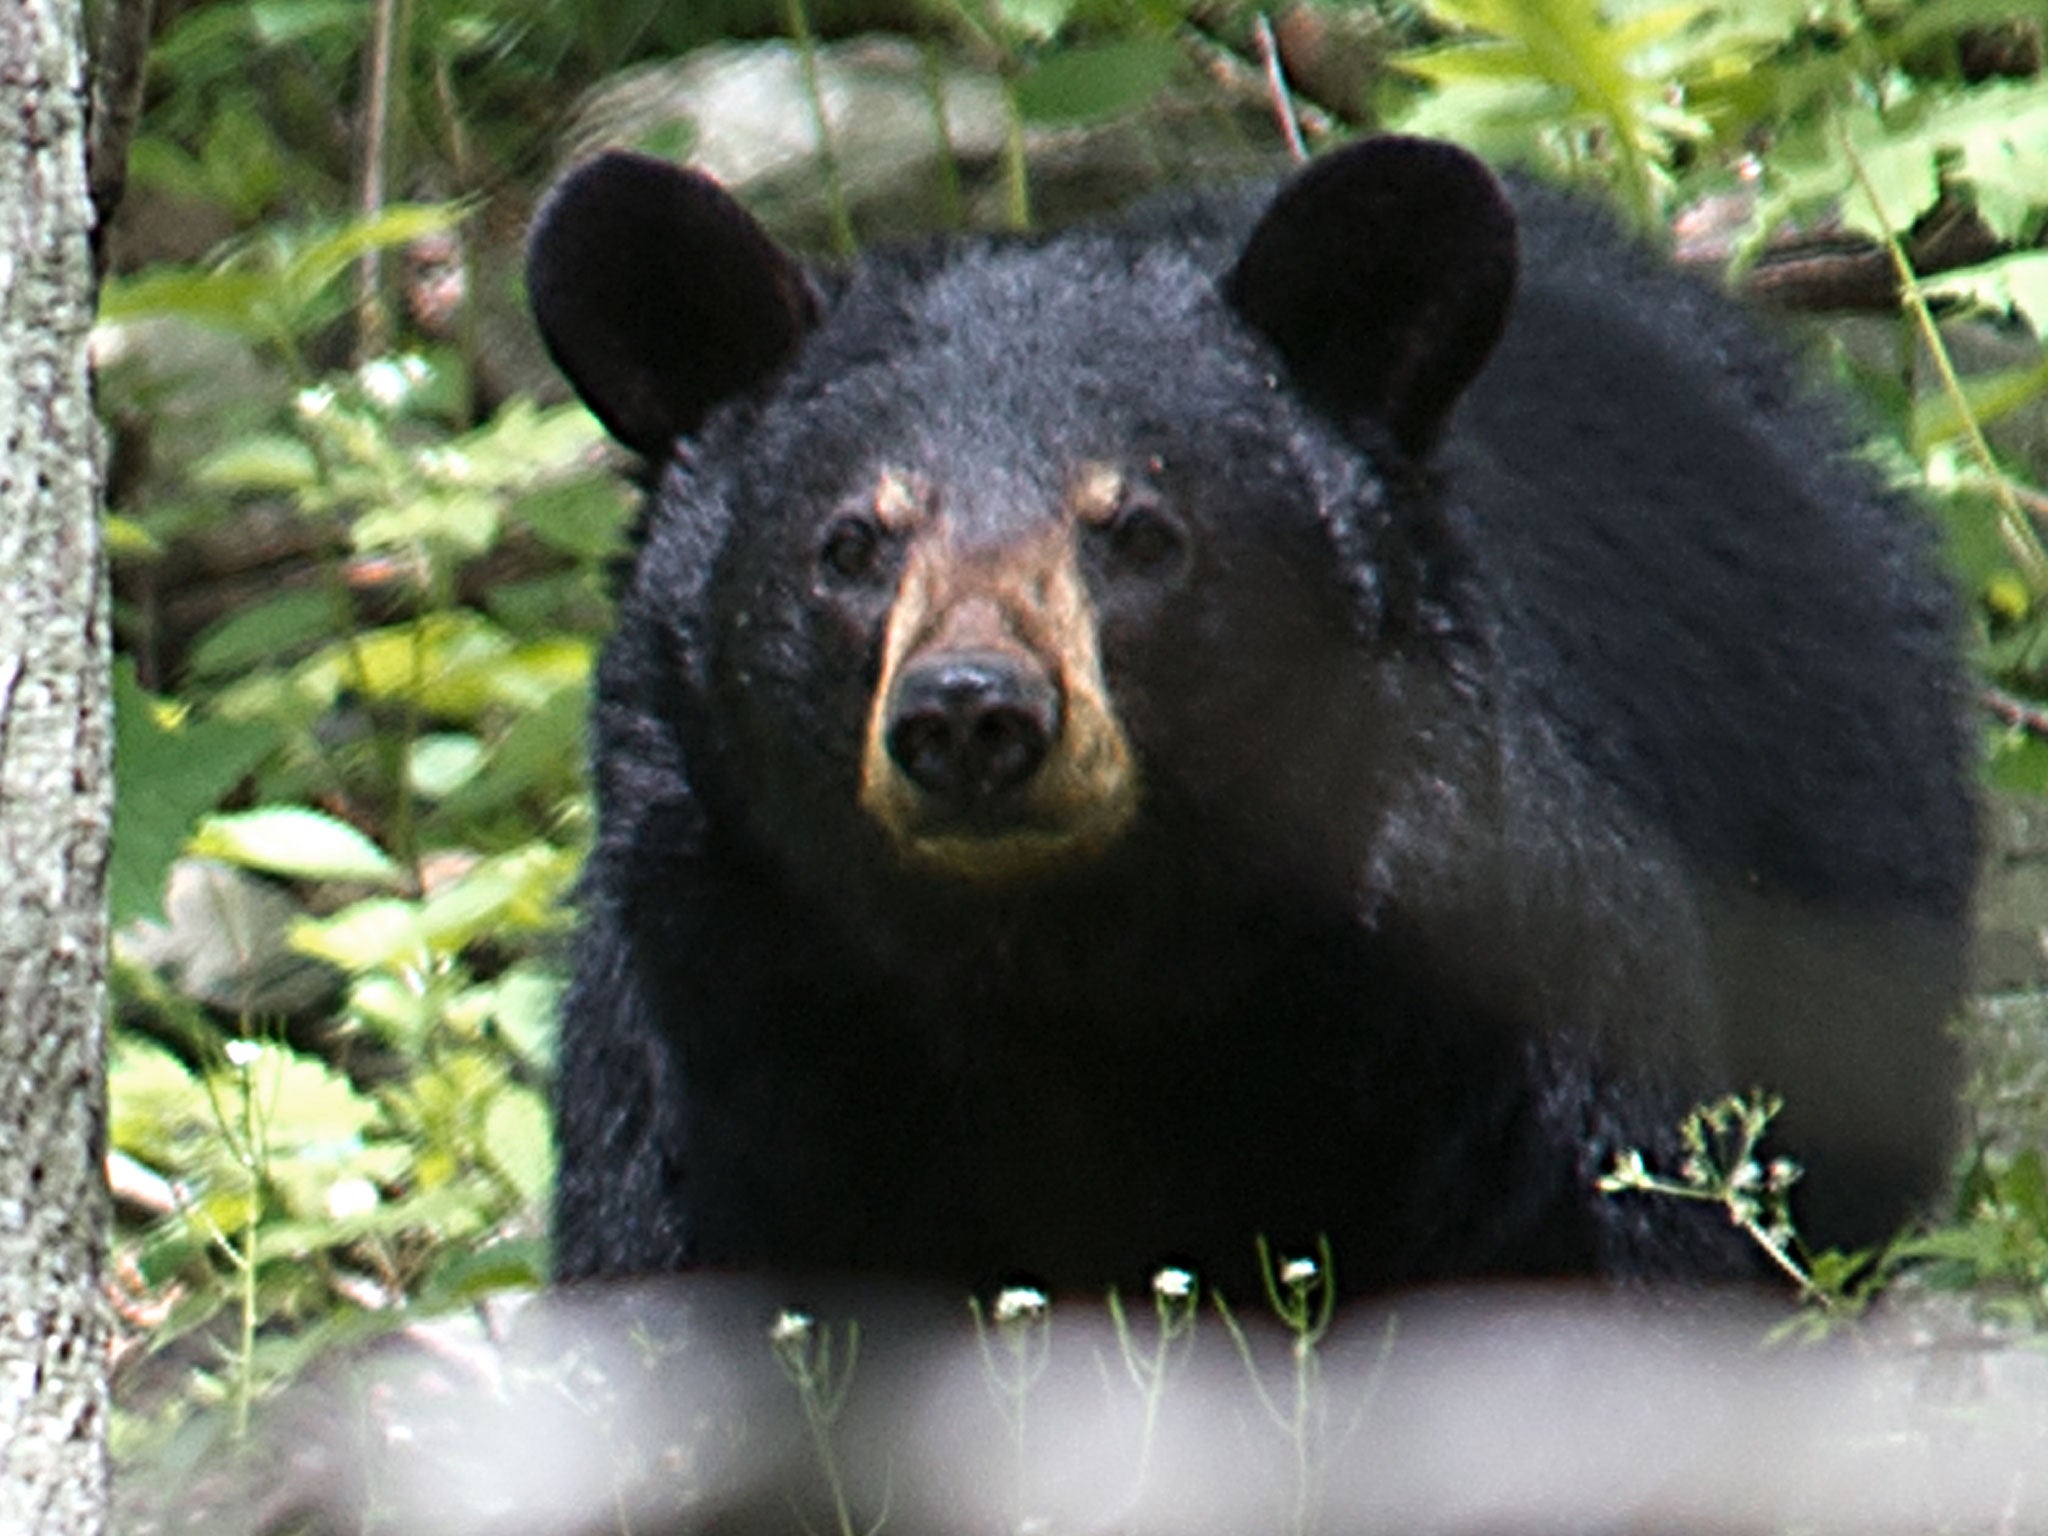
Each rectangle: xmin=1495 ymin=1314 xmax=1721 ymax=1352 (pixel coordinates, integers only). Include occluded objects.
xmin=820 ymin=515 xmax=885 ymax=581
xmin=1106 ymin=499 xmax=1185 ymax=572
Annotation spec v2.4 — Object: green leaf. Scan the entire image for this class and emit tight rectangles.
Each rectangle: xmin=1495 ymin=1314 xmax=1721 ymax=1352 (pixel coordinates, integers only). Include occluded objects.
xmin=1399 ymin=41 xmax=1548 ymax=88
xmin=111 ymin=661 xmax=280 ymax=926
xmin=1925 ymin=80 xmax=2048 ymax=242
xmin=414 ymin=845 xmax=579 ymax=952
xmin=291 ymin=846 xmax=575 ymax=970
xmin=107 ymin=1037 xmax=208 ymax=1167
xmin=281 ymin=204 xmax=467 ymax=314
xmin=439 ymin=398 xmax=611 ymax=489
xmin=296 ymin=614 xmax=593 ymax=722
xmin=420 ymin=1238 xmax=549 ymax=1305
xmin=1840 ymin=128 xmax=1941 ymax=239
xmin=1910 ymin=353 xmax=2048 ymax=453
xmin=219 ymin=1041 xmax=379 ymax=1146
xmin=1924 ymin=253 xmax=2048 ymax=344
xmin=291 ymin=897 xmax=427 ymax=971
xmin=193 ymin=434 xmax=320 ymax=492
xmin=992 ymin=0 xmax=1075 ymax=43
xmin=510 ymin=476 xmax=632 ymax=560
xmin=431 ymin=681 xmax=587 ymax=823
xmin=1837 ymin=84 xmax=2048 ymax=242
xmin=105 ymin=515 xmax=162 ymax=560
xmin=487 ymin=963 xmax=562 ymax=1069
xmin=190 ymin=807 xmax=402 ymax=886
xmin=1998 ymin=1149 xmax=2048 ymax=1227
xmin=188 ymin=589 xmax=346 ymax=679
xmin=248 ymin=0 xmax=363 ymax=45
xmin=408 ymin=734 xmax=486 ymax=799
xmin=97 ymin=266 xmax=274 ymax=336
xmin=195 ymin=105 xmax=286 ymax=219
xmin=1987 ymin=729 xmax=2048 ymax=797
xmin=1014 ymin=39 xmax=1182 ymax=124
xmin=483 ymin=1089 xmax=554 ymax=1206
xmin=353 ymin=488 xmax=501 ymax=557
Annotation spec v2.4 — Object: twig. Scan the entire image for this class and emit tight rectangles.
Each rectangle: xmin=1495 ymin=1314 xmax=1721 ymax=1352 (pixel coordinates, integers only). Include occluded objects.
xmin=1183 ymin=26 xmax=1335 ymax=150
xmin=85 ymin=0 xmax=156 ymax=282
xmin=783 ymin=0 xmax=858 ymax=256
xmin=1984 ymin=688 xmax=2048 ymax=741
xmin=1252 ymin=14 xmax=1308 ymax=164
xmin=355 ymin=0 xmax=402 ymax=361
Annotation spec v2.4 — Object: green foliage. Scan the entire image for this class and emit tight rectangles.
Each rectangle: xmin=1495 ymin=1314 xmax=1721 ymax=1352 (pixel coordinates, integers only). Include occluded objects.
xmin=1607 ymin=1093 xmax=2048 ymax=1334
xmin=1396 ymin=0 xmax=1765 ymax=228
xmin=1012 ymin=37 xmax=1185 ymax=123
xmin=1602 ymin=1092 xmax=1834 ymax=1300
xmin=1396 ymin=1 xmax=2048 ymax=1334
xmin=1898 ymin=1149 xmax=2048 ymax=1327
xmin=102 ymin=0 xmax=2048 ymax=1489
xmin=104 ymin=355 xmax=606 ymax=1427
xmin=103 ymin=104 xmax=622 ymax=1440
xmin=103 ymin=205 xmax=466 ymax=364
xmin=110 ymin=662 xmax=279 ymax=926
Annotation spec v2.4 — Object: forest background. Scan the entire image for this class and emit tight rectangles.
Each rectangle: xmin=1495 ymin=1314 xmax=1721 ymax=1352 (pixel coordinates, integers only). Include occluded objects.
xmin=92 ymin=0 xmax=2048 ymax=1524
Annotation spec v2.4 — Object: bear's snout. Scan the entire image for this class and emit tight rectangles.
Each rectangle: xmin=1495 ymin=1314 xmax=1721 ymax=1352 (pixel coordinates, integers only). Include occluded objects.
xmin=885 ymin=650 xmax=1061 ymax=807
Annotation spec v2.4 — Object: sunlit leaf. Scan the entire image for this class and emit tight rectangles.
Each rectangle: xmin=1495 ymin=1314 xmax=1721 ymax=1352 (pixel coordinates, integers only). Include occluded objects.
xmin=190 ymin=806 xmax=402 ymax=886
xmin=993 ymin=0 xmax=1075 ymax=43
xmin=281 ymin=204 xmax=468 ymax=311
xmin=353 ymin=489 xmax=501 ymax=556
xmin=194 ymin=434 xmax=320 ymax=491
xmin=292 ymin=897 xmax=428 ymax=972
xmin=98 ymin=266 xmax=273 ymax=335
xmin=105 ymin=514 xmax=162 ymax=559
xmin=487 ymin=963 xmax=563 ymax=1069
xmin=409 ymin=734 xmax=487 ymax=799
xmin=483 ymin=1089 xmax=553 ymax=1206
xmin=415 ymin=844 xmax=580 ymax=953
xmin=1924 ymin=252 xmax=2048 ymax=344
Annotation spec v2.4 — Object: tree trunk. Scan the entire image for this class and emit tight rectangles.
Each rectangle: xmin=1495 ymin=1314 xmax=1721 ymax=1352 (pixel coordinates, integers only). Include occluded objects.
xmin=0 ymin=0 xmax=113 ymax=1530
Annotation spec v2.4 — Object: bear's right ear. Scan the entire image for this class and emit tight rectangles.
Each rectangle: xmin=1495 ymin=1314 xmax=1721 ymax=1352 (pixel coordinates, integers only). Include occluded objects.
xmin=1225 ymin=137 xmax=1517 ymax=458
xmin=527 ymin=152 xmax=819 ymax=458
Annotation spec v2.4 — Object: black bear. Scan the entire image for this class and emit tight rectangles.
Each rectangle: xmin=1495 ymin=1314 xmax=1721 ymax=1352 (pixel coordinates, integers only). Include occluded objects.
xmin=526 ymin=136 xmax=1975 ymax=1297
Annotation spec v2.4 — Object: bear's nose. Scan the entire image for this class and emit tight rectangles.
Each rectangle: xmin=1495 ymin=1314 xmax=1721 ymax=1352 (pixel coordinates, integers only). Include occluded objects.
xmin=885 ymin=652 xmax=1059 ymax=803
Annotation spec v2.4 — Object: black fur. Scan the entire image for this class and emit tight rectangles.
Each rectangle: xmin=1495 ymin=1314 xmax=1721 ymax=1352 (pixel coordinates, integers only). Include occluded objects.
xmin=529 ymin=138 xmax=1974 ymax=1298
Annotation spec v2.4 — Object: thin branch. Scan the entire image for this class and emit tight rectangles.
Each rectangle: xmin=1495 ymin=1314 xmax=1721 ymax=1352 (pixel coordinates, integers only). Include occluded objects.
xmin=86 ymin=0 xmax=157 ymax=282
xmin=355 ymin=0 xmax=401 ymax=361
xmin=784 ymin=0 xmax=858 ymax=255
xmin=1183 ymin=25 xmax=1335 ymax=152
xmin=1252 ymin=13 xmax=1308 ymax=164
xmin=1838 ymin=127 xmax=2048 ymax=595
xmin=1984 ymin=688 xmax=2048 ymax=741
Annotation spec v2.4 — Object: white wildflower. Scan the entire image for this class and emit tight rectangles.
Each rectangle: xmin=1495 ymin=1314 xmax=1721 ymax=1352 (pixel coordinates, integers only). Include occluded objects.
xmin=1152 ymin=1267 xmax=1194 ymax=1300
xmin=358 ymin=358 xmax=412 ymax=410
xmin=992 ymin=1286 xmax=1048 ymax=1325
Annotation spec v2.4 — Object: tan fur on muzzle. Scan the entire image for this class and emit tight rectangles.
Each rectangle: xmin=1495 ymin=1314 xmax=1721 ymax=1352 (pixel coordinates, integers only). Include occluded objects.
xmin=860 ymin=517 xmax=1137 ymax=882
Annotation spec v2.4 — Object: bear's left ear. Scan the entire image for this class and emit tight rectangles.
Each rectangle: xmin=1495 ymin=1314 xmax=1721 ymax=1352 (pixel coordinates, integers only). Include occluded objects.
xmin=527 ymin=152 xmax=819 ymax=458
xmin=1225 ymin=137 xmax=1517 ymax=458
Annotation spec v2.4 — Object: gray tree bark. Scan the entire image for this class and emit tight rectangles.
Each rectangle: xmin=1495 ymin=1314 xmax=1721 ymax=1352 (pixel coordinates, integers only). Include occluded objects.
xmin=0 ymin=0 xmax=113 ymax=1530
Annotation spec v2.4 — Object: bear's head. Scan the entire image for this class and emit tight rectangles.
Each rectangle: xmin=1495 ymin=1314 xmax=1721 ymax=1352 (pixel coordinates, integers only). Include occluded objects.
xmin=528 ymin=139 xmax=1517 ymax=892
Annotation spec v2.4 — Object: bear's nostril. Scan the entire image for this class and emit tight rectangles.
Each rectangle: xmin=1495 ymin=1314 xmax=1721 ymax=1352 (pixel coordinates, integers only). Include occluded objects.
xmin=886 ymin=655 xmax=1057 ymax=801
